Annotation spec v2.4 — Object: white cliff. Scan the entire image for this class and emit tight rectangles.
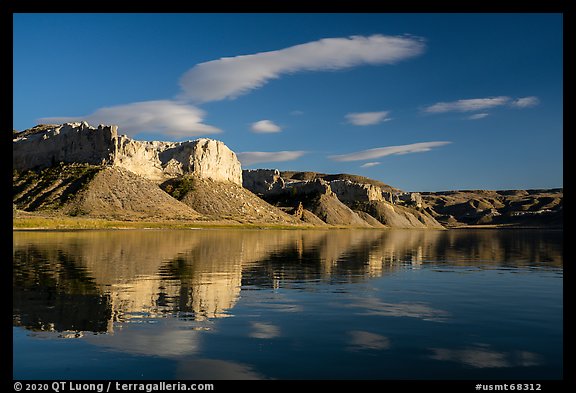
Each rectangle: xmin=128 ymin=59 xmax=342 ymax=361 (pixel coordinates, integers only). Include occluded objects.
xmin=13 ymin=122 xmax=243 ymax=185
xmin=242 ymin=169 xmax=285 ymax=195
xmin=329 ymin=179 xmax=385 ymax=202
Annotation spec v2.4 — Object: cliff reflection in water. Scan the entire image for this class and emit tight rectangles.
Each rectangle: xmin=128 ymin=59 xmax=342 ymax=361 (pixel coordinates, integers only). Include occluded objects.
xmin=13 ymin=229 xmax=562 ymax=335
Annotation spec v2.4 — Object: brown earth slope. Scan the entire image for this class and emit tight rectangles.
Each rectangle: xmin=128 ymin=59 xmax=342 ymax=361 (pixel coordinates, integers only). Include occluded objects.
xmin=160 ymin=176 xmax=302 ymax=225
xmin=13 ymin=164 xmax=201 ymax=220
xmin=67 ymin=167 xmax=201 ymax=220
xmin=421 ymin=189 xmax=563 ymax=227
xmin=304 ymin=193 xmax=373 ymax=227
xmin=13 ymin=163 xmax=101 ymax=212
xmin=351 ymin=200 xmax=445 ymax=229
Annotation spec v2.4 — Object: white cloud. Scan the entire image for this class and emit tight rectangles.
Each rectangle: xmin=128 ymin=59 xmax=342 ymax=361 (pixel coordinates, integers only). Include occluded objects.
xmin=424 ymin=97 xmax=510 ymax=113
xmin=250 ymin=120 xmax=282 ymax=133
xmin=237 ymin=150 xmax=306 ymax=166
xmin=345 ymin=111 xmax=391 ymax=126
xmin=360 ymin=162 xmax=381 ymax=168
xmin=38 ymin=35 xmax=426 ymax=138
xmin=39 ymin=100 xmax=221 ymax=138
xmin=424 ymin=95 xmax=540 ymax=115
xmin=511 ymin=96 xmax=540 ymax=108
xmin=290 ymin=110 xmax=304 ymax=116
xmin=468 ymin=113 xmax=489 ymax=120
xmin=179 ymin=34 xmax=426 ymax=102
xmin=329 ymin=141 xmax=451 ymax=162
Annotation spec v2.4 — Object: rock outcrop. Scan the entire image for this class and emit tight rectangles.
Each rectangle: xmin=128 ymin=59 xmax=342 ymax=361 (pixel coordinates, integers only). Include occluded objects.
xmin=242 ymin=169 xmax=285 ymax=196
xmin=351 ymin=201 xmax=444 ymax=229
xmin=243 ymin=173 xmax=443 ymax=229
xmin=421 ymin=189 xmax=563 ymax=227
xmin=13 ymin=122 xmax=242 ymax=185
xmin=15 ymin=123 xmax=558 ymax=229
xmin=242 ymin=169 xmax=444 ymax=228
xmin=329 ymin=180 xmax=385 ymax=203
xmin=396 ymin=192 xmax=423 ymax=208
xmin=13 ymin=123 xmax=117 ymax=171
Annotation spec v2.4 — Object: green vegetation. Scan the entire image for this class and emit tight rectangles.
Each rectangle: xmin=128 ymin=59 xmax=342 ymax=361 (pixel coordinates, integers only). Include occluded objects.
xmin=13 ymin=163 xmax=102 ymax=211
xmin=12 ymin=214 xmax=317 ymax=230
xmin=160 ymin=176 xmax=197 ymax=200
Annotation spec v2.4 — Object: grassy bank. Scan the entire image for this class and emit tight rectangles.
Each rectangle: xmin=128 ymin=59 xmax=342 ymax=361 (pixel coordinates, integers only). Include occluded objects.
xmin=12 ymin=214 xmax=321 ymax=231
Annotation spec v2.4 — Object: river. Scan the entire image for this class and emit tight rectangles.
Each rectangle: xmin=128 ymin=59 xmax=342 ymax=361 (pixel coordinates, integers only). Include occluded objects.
xmin=13 ymin=228 xmax=562 ymax=380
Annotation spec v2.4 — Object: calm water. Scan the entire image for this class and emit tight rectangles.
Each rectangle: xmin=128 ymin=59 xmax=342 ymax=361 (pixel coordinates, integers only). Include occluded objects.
xmin=13 ymin=229 xmax=562 ymax=380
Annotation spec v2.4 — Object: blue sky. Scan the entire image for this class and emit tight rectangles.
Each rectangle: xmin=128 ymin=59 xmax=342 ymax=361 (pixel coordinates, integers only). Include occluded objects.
xmin=13 ymin=13 xmax=563 ymax=191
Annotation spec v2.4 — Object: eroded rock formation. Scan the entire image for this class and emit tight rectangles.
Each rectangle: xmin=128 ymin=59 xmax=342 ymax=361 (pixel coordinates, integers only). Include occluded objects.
xmin=13 ymin=122 xmax=242 ymax=185
xmin=242 ymin=169 xmax=285 ymax=195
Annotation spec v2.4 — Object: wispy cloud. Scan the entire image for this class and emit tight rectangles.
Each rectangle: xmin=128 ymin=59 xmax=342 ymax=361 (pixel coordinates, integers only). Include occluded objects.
xmin=179 ymin=34 xmax=426 ymax=103
xmin=360 ymin=162 xmax=381 ymax=168
xmin=329 ymin=141 xmax=451 ymax=162
xmin=345 ymin=111 xmax=391 ymax=126
xmin=41 ymin=35 xmax=425 ymax=138
xmin=511 ymin=96 xmax=540 ymax=108
xmin=468 ymin=113 xmax=489 ymax=120
xmin=250 ymin=120 xmax=282 ymax=133
xmin=237 ymin=150 xmax=306 ymax=166
xmin=424 ymin=97 xmax=510 ymax=113
xmin=424 ymin=95 xmax=540 ymax=114
xmin=39 ymin=100 xmax=221 ymax=138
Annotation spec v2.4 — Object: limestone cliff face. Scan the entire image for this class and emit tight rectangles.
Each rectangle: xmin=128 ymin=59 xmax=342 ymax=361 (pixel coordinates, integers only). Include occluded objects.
xmin=242 ymin=169 xmax=285 ymax=195
xmin=113 ymin=136 xmax=242 ymax=184
xmin=329 ymin=180 xmax=384 ymax=203
xmin=13 ymin=122 xmax=117 ymax=170
xmin=13 ymin=122 xmax=242 ymax=185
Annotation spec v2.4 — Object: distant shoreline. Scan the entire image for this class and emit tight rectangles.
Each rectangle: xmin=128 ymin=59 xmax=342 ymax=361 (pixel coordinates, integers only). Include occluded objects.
xmin=13 ymin=214 xmax=560 ymax=231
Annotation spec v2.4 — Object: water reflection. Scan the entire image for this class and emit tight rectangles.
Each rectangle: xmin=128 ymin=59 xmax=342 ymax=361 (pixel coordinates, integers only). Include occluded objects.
xmin=429 ymin=345 xmax=542 ymax=368
xmin=347 ymin=296 xmax=450 ymax=322
xmin=347 ymin=331 xmax=391 ymax=351
xmin=13 ymin=229 xmax=562 ymax=336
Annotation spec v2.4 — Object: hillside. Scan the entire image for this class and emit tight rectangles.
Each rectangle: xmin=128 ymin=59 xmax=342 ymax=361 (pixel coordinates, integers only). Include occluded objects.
xmin=12 ymin=123 xmax=562 ymax=229
xmin=13 ymin=123 xmax=298 ymax=226
xmin=13 ymin=163 xmax=101 ymax=212
xmin=281 ymin=171 xmax=400 ymax=192
xmin=421 ymin=189 xmax=563 ymax=227
xmin=254 ymin=178 xmax=440 ymax=229
xmin=350 ymin=201 xmax=445 ymax=229
xmin=13 ymin=164 xmax=201 ymax=221
xmin=160 ymin=176 xmax=301 ymax=225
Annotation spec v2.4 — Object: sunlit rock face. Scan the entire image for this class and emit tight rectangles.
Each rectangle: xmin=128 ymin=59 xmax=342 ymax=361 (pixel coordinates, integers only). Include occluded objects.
xmin=329 ymin=180 xmax=384 ymax=202
xmin=242 ymin=169 xmax=285 ymax=196
xmin=13 ymin=122 xmax=243 ymax=185
xmin=13 ymin=122 xmax=117 ymax=170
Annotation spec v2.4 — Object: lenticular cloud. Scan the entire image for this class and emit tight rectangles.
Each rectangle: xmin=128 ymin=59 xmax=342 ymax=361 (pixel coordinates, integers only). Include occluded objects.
xmin=237 ymin=151 xmax=306 ymax=166
xmin=329 ymin=141 xmax=451 ymax=162
xmin=39 ymin=100 xmax=221 ymax=137
xmin=180 ymin=34 xmax=426 ymax=103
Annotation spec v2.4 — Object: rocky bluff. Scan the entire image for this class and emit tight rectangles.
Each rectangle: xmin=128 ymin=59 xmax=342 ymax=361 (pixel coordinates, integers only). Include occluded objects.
xmin=13 ymin=122 xmax=242 ymax=185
